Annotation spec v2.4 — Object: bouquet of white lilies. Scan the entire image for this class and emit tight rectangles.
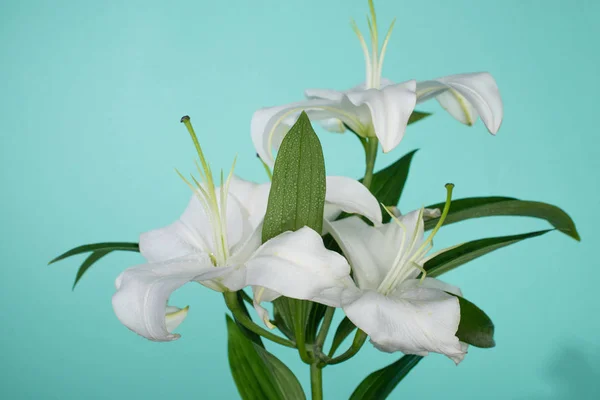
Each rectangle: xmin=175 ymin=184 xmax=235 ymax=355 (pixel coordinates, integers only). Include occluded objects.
xmin=50 ymin=1 xmax=579 ymax=399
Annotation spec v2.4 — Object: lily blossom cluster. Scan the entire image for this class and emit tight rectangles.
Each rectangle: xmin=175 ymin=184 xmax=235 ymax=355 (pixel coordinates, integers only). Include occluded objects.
xmin=110 ymin=0 xmax=505 ymax=366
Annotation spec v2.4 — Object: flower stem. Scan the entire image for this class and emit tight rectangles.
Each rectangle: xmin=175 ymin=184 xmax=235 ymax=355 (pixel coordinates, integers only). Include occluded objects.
xmin=362 ymin=137 xmax=379 ymax=190
xmin=315 ymin=307 xmax=335 ymax=350
xmin=310 ymin=363 xmax=323 ymax=400
xmin=223 ymin=292 xmax=296 ymax=348
xmin=326 ymin=329 xmax=367 ymax=365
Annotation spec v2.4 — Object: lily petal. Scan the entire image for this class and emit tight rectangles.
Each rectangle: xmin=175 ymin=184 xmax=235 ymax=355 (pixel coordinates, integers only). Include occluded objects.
xmin=252 ymin=81 xmax=417 ymax=165
xmin=112 ymin=255 xmax=225 ymax=341
xmin=346 ymin=81 xmax=417 ymax=152
xmin=342 ymin=284 xmax=465 ymax=363
xmin=140 ymin=188 xmax=248 ymax=263
xmin=252 ymin=286 xmax=281 ymax=328
xmin=165 ymin=306 xmax=190 ymax=333
xmin=326 ymin=217 xmax=394 ymax=290
xmin=243 ymin=227 xmax=354 ymax=307
xmin=416 ymin=72 xmax=503 ymax=134
xmin=227 ymin=175 xmax=271 ymax=231
xmin=324 ymin=176 xmax=382 ymax=225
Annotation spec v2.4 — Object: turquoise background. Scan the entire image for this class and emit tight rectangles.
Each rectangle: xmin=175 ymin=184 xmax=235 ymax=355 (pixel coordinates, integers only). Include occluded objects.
xmin=1 ymin=0 xmax=598 ymax=398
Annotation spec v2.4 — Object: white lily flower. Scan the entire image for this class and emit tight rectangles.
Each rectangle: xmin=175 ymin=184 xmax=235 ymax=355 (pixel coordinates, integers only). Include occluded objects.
xmin=250 ymin=184 xmax=467 ymax=363
xmin=112 ymin=117 xmax=381 ymax=341
xmin=251 ymin=0 xmax=502 ymax=166
xmin=328 ymin=184 xmax=467 ymax=363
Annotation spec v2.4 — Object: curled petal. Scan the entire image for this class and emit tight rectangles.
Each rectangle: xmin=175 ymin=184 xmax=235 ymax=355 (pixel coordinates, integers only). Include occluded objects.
xmin=324 ymin=176 xmax=382 ymax=225
xmin=252 ymin=286 xmax=281 ymax=328
xmin=342 ymin=282 xmax=465 ymax=364
xmin=243 ymin=227 xmax=354 ymax=307
xmin=112 ymin=255 xmax=225 ymax=341
xmin=416 ymin=72 xmax=503 ymax=134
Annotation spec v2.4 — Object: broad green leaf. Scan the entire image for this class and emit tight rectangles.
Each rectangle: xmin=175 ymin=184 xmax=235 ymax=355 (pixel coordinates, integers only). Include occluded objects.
xmin=226 ymin=315 xmax=305 ymax=400
xmin=424 ymin=197 xmax=580 ymax=241
xmin=363 ymin=149 xmax=418 ymax=223
xmin=257 ymin=349 xmax=306 ymax=400
xmin=425 ymin=230 xmax=552 ymax=278
xmin=49 ymin=242 xmax=139 ymax=264
xmin=407 ymin=110 xmax=432 ymax=125
xmin=262 ymin=112 xmax=327 ymax=346
xmin=454 ymin=295 xmax=495 ymax=348
xmin=349 ymin=355 xmax=422 ymax=400
xmin=329 ymin=317 xmax=356 ymax=356
xmin=72 ymin=250 xmax=112 ymax=289
xmin=262 ymin=111 xmax=326 ymax=243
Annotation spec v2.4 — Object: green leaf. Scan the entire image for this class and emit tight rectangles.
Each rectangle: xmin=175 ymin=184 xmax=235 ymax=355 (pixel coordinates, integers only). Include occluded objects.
xmin=226 ymin=315 xmax=306 ymax=400
xmin=349 ymin=355 xmax=423 ymax=400
xmin=407 ymin=110 xmax=432 ymax=125
xmin=72 ymin=250 xmax=112 ymax=289
xmin=262 ymin=111 xmax=326 ymax=243
xmin=329 ymin=317 xmax=356 ymax=356
xmin=453 ymin=295 xmax=495 ymax=348
xmin=49 ymin=242 xmax=139 ymax=264
xmin=273 ymin=298 xmax=296 ymax=341
xmin=424 ymin=197 xmax=580 ymax=241
xmin=257 ymin=348 xmax=306 ymax=400
xmin=425 ymin=230 xmax=552 ymax=278
xmin=364 ymin=149 xmax=418 ymax=223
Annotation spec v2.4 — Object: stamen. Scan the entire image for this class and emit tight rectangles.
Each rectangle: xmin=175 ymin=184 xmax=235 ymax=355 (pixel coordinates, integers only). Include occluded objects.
xmin=179 ymin=116 xmax=237 ymax=265
xmin=368 ymin=0 xmax=379 ymax=88
xmin=377 ymin=18 xmax=396 ymax=86
xmin=376 ymin=184 xmax=454 ymax=295
xmin=402 ymin=184 xmax=454 ymax=274
xmin=350 ymin=19 xmax=373 ymax=89
xmin=257 ymin=153 xmax=273 ymax=180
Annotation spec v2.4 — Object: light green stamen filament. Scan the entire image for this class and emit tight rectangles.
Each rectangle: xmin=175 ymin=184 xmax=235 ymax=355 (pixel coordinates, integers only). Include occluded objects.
xmin=179 ymin=116 xmax=235 ymax=266
xmin=378 ymin=184 xmax=454 ymax=295
xmin=351 ymin=0 xmax=396 ymax=90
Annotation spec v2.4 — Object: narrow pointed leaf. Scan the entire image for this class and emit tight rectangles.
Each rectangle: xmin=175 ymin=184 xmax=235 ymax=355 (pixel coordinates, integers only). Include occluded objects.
xmin=49 ymin=242 xmax=139 ymax=264
xmin=72 ymin=250 xmax=113 ymax=289
xmin=425 ymin=230 xmax=552 ymax=278
xmin=407 ymin=110 xmax=432 ymax=125
xmin=453 ymin=295 xmax=495 ymax=348
xmin=349 ymin=355 xmax=423 ymax=400
xmin=262 ymin=111 xmax=326 ymax=242
xmin=424 ymin=197 xmax=579 ymax=241
xmin=226 ymin=315 xmax=305 ymax=400
xmin=329 ymin=317 xmax=357 ymax=356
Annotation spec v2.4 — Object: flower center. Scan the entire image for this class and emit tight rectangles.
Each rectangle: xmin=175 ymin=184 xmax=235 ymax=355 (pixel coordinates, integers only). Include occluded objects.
xmin=377 ymin=184 xmax=454 ymax=295
xmin=180 ymin=116 xmax=236 ymax=266
xmin=352 ymin=0 xmax=396 ymax=90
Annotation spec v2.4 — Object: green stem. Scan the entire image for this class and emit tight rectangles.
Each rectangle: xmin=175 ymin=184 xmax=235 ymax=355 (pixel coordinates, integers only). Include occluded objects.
xmin=326 ymin=330 xmax=367 ymax=365
xmin=315 ymin=307 xmax=335 ymax=350
xmin=295 ymin=301 xmax=313 ymax=363
xmin=223 ymin=292 xmax=296 ymax=348
xmin=310 ymin=363 xmax=323 ymax=400
xmin=362 ymin=137 xmax=379 ymax=190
